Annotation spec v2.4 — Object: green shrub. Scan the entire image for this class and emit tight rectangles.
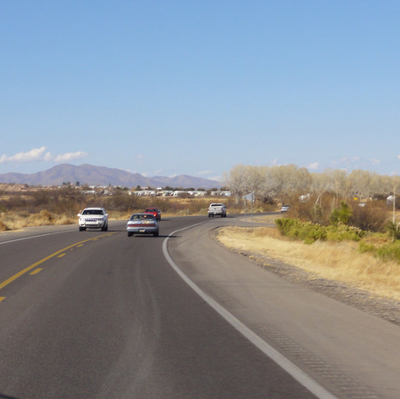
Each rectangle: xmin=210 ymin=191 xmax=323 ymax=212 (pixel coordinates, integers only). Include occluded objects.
xmin=385 ymin=221 xmax=400 ymax=241
xmin=326 ymin=223 xmax=365 ymax=242
xmin=276 ymin=218 xmax=366 ymax=244
xmin=276 ymin=218 xmax=326 ymax=244
xmin=359 ymin=241 xmax=376 ymax=254
xmin=330 ymin=202 xmax=352 ymax=225
xmin=359 ymin=240 xmax=400 ymax=264
xmin=275 ymin=217 xmax=297 ymax=235
xmin=376 ymin=241 xmax=400 ymax=262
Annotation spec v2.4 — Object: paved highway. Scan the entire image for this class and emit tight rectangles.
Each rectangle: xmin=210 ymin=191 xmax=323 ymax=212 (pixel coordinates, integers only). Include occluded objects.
xmin=0 ymin=215 xmax=399 ymax=398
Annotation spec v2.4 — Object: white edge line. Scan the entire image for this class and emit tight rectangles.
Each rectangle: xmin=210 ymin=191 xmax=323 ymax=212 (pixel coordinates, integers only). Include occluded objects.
xmin=162 ymin=223 xmax=338 ymax=399
xmin=0 ymin=229 xmax=74 ymax=245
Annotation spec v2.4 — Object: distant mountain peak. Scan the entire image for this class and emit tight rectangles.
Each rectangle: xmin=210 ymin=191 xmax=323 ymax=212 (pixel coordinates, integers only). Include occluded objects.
xmin=0 ymin=164 xmax=222 ymax=189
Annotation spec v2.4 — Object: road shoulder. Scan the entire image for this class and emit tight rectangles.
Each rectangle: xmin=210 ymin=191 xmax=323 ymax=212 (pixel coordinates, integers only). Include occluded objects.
xmin=167 ymin=218 xmax=400 ymax=399
xmin=210 ymin=227 xmax=400 ymax=327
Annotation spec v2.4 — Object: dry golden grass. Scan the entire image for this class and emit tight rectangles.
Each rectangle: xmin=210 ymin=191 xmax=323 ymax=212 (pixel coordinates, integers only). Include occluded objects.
xmin=0 ymin=209 xmax=193 ymax=232
xmin=217 ymin=226 xmax=400 ymax=302
xmin=0 ymin=211 xmax=76 ymax=230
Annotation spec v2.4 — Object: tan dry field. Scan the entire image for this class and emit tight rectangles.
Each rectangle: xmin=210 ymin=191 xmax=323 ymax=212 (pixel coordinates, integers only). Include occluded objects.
xmin=0 ymin=208 xmax=203 ymax=232
xmin=0 ymin=211 xmax=75 ymax=231
xmin=0 ymin=192 xmax=216 ymax=232
xmin=0 ymin=211 xmax=138 ymax=231
xmin=216 ymin=215 xmax=400 ymax=303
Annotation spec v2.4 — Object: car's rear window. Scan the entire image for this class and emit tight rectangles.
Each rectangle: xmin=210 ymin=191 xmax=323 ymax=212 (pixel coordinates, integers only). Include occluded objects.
xmin=130 ymin=214 xmax=155 ymax=221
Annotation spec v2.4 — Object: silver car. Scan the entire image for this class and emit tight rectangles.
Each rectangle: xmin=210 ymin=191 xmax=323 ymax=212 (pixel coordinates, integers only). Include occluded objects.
xmin=280 ymin=205 xmax=290 ymax=212
xmin=127 ymin=213 xmax=159 ymax=237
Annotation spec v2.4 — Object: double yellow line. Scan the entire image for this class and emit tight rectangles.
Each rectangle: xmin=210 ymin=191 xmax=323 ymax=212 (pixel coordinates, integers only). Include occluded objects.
xmin=0 ymin=233 xmax=115 ymax=302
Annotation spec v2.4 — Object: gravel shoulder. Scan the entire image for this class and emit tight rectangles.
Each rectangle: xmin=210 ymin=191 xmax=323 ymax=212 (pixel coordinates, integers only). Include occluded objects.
xmin=211 ymin=228 xmax=400 ymax=327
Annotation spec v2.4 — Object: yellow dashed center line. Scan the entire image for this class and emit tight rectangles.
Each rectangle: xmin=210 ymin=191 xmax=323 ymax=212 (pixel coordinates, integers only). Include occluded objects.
xmin=58 ymin=253 xmax=66 ymax=258
xmin=0 ymin=297 xmax=5 ymax=303
xmin=0 ymin=233 xmax=116 ymax=293
xmin=30 ymin=268 xmax=43 ymax=275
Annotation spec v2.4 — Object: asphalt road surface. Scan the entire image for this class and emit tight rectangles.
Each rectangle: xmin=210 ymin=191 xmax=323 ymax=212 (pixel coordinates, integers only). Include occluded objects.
xmin=0 ymin=215 xmax=399 ymax=398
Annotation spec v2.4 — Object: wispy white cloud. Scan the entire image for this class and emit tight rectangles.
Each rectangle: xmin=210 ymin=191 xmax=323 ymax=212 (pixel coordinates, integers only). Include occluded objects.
xmin=0 ymin=147 xmax=88 ymax=164
xmin=371 ymin=158 xmax=381 ymax=165
xmin=270 ymin=159 xmax=289 ymax=167
xmin=197 ymin=170 xmax=213 ymax=176
xmin=0 ymin=147 xmax=49 ymax=163
xmin=54 ymin=151 xmax=88 ymax=162
xmin=307 ymin=162 xmax=319 ymax=170
xmin=341 ymin=156 xmax=360 ymax=163
xmin=331 ymin=156 xmax=360 ymax=169
xmin=135 ymin=154 xmax=144 ymax=164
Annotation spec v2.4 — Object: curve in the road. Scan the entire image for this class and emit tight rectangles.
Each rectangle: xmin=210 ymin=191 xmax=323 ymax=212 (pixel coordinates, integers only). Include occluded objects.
xmin=162 ymin=222 xmax=338 ymax=399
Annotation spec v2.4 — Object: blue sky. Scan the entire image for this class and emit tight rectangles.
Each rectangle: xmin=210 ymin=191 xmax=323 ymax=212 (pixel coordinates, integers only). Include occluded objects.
xmin=1 ymin=1 xmax=399 ymax=181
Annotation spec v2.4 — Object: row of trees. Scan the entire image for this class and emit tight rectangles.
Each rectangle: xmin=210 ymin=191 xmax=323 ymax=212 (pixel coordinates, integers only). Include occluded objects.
xmin=224 ymin=164 xmax=397 ymax=205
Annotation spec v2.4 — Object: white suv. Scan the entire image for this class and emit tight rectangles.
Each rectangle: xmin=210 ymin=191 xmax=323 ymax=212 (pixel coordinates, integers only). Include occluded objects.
xmin=207 ymin=203 xmax=227 ymax=217
xmin=78 ymin=207 xmax=108 ymax=231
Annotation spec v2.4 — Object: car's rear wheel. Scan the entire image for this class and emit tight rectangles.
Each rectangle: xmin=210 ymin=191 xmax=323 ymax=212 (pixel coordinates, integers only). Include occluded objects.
xmin=153 ymin=231 xmax=159 ymax=237
xmin=127 ymin=232 xmax=133 ymax=237
xmin=79 ymin=227 xmax=86 ymax=231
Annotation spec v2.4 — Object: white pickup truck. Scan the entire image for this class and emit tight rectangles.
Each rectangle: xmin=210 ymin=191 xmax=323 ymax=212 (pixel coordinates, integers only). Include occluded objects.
xmin=208 ymin=203 xmax=227 ymax=218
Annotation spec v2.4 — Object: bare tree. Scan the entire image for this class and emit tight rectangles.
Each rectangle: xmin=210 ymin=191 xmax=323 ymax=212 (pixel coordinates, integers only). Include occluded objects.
xmin=224 ymin=163 xmax=397 ymax=209
xmin=346 ymin=170 xmax=372 ymax=201
xmin=324 ymin=168 xmax=347 ymax=208
xmin=224 ymin=164 xmax=248 ymax=204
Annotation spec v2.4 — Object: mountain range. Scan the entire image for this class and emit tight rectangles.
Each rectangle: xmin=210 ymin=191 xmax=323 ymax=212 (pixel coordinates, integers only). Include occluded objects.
xmin=0 ymin=164 xmax=222 ymax=189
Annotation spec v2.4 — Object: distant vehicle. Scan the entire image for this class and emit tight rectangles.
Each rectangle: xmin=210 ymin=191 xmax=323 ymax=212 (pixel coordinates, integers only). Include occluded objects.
xmin=280 ymin=205 xmax=290 ymax=212
xmin=144 ymin=207 xmax=162 ymax=221
xmin=78 ymin=207 xmax=108 ymax=231
xmin=127 ymin=213 xmax=159 ymax=237
xmin=208 ymin=203 xmax=227 ymax=218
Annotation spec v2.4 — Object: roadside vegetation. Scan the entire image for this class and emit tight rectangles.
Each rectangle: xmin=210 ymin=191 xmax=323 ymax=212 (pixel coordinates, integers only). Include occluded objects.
xmin=0 ymin=184 xmax=274 ymax=231
xmin=217 ymin=223 xmax=400 ymax=302
xmin=215 ymin=163 xmax=400 ymax=301
xmin=217 ymin=195 xmax=400 ymax=301
xmin=274 ymin=197 xmax=400 ymax=265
